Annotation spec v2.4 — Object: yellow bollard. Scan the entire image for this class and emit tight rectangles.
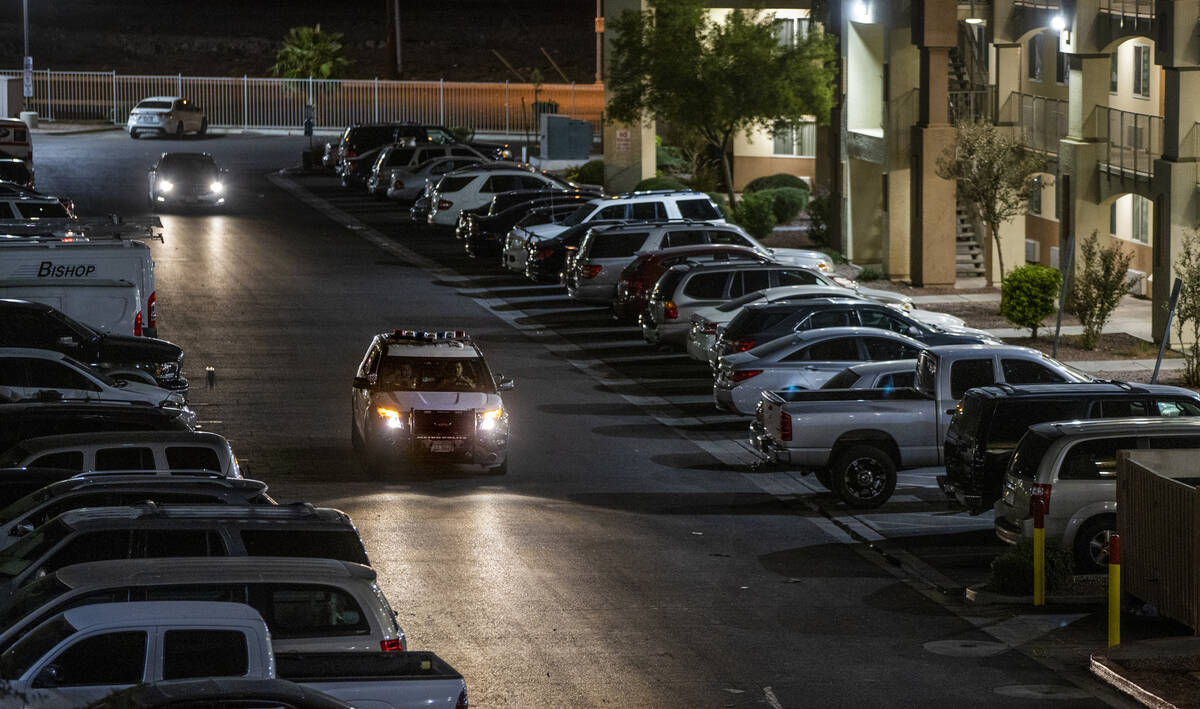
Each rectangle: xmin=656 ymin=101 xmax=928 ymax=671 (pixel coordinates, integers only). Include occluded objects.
xmin=1108 ymin=533 xmax=1121 ymax=647
xmin=1032 ymin=503 xmax=1046 ymax=607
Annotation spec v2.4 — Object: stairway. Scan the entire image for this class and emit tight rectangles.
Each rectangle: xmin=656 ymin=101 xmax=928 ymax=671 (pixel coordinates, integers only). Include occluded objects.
xmin=956 ymin=201 xmax=985 ymax=278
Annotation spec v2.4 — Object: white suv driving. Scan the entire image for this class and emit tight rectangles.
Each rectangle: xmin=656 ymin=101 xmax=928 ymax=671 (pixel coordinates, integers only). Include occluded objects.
xmin=351 ymin=330 xmax=513 ymax=473
xmin=127 ymin=96 xmax=208 ymax=139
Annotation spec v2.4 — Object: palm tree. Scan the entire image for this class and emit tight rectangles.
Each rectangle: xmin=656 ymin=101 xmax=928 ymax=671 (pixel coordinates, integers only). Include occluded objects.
xmin=270 ymin=24 xmax=352 ymax=79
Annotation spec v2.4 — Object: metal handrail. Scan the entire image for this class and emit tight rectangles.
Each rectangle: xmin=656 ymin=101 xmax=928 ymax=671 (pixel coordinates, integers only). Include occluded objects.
xmin=1013 ymin=92 xmax=1068 ymax=155
xmin=1098 ymin=0 xmax=1155 ymax=20
xmin=1010 ymin=0 xmax=1061 ymax=9
xmin=1091 ymin=106 xmax=1162 ymax=178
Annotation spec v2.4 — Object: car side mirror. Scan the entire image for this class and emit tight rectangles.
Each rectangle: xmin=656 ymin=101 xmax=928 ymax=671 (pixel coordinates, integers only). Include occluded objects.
xmin=494 ymin=374 xmax=515 ymax=391
xmin=10 ymin=523 xmax=33 ymax=537
xmin=34 ymin=663 xmax=61 ymax=688
xmin=56 ymin=335 xmax=78 ymax=347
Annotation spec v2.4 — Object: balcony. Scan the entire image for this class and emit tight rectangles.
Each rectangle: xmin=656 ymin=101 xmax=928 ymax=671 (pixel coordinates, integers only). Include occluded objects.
xmin=1091 ymin=106 xmax=1162 ymax=179
xmin=1098 ymin=0 xmax=1154 ymax=20
xmin=1013 ymin=93 xmax=1068 ymax=156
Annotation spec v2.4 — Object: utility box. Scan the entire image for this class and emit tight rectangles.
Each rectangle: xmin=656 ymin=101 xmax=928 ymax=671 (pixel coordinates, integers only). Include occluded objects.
xmin=0 ymin=78 xmax=23 ymax=118
xmin=539 ymin=113 xmax=593 ymax=160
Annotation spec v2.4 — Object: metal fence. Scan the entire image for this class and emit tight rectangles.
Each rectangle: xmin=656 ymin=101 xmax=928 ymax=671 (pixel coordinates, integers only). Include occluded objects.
xmin=1091 ymin=105 xmax=1162 ymax=178
xmin=1098 ymin=0 xmax=1155 ymax=19
xmin=0 ymin=70 xmax=605 ymax=136
xmin=1013 ymin=92 xmax=1068 ymax=154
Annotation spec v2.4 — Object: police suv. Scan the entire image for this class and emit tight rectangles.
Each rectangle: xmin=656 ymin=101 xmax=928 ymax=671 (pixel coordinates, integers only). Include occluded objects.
xmin=351 ymin=330 xmax=513 ymax=473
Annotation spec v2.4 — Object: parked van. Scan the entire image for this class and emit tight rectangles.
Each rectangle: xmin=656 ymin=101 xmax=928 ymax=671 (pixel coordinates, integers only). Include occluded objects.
xmin=0 ymin=557 xmax=404 ymax=655
xmin=0 ymin=431 xmax=242 ymax=477
xmin=0 ymin=119 xmax=32 ymax=162
xmin=0 ymin=503 xmax=370 ymax=597
xmin=0 ymin=231 xmax=159 ymax=336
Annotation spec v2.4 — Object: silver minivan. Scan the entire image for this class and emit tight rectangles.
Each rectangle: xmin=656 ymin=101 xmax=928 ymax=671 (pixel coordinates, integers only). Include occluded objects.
xmin=994 ymin=417 xmax=1200 ymax=572
xmin=0 ymin=557 xmax=404 ymax=655
xmin=0 ymin=431 xmax=241 ymax=478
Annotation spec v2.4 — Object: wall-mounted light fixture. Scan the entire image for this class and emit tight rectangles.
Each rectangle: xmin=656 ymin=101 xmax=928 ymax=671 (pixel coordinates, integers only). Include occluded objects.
xmin=1050 ymin=15 xmax=1070 ymax=43
xmin=965 ymin=1 xmax=984 ymax=24
xmin=853 ymin=1 xmax=871 ymax=23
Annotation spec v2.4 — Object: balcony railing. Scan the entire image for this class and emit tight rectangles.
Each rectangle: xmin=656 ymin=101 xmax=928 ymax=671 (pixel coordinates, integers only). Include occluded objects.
xmin=1092 ymin=106 xmax=1162 ymax=178
xmin=1098 ymin=0 xmax=1155 ymax=20
xmin=949 ymin=89 xmax=993 ymax=124
xmin=1015 ymin=93 xmax=1068 ymax=155
xmin=1010 ymin=1 xmax=1061 ymax=9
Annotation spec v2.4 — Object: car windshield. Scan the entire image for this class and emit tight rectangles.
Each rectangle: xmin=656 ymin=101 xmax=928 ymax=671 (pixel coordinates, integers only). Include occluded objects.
xmin=1009 ymin=430 xmax=1056 ymax=480
xmin=135 ymin=100 xmax=172 ymax=110
xmin=60 ymin=355 xmax=119 ymax=387
xmin=716 ymin=291 xmax=767 ymax=313
xmin=14 ymin=202 xmax=69 ymax=220
xmin=820 ymin=368 xmax=861 ymax=390
xmin=558 ymin=204 xmax=595 ymax=227
xmin=0 ymin=616 xmax=76 ymax=680
xmin=159 ymin=157 xmax=217 ymax=178
xmin=0 ymin=487 xmax=57 ymax=526
xmin=378 ymin=356 xmax=493 ymax=393
xmin=0 ymin=575 xmax=70 ymax=635
xmin=0 ymin=520 xmax=71 ymax=580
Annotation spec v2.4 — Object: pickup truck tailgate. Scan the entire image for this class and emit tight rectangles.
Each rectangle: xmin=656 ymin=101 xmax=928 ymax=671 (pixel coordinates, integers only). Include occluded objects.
xmin=278 ymin=651 xmax=466 ymax=709
xmin=757 ymin=391 xmax=787 ymax=441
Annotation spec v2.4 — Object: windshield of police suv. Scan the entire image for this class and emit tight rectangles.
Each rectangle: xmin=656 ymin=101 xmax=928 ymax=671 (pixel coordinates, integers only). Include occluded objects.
xmin=378 ymin=357 xmax=493 ymax=393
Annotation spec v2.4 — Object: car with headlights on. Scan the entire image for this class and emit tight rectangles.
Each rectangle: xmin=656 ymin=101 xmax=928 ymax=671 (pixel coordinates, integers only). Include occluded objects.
xmin=147 ymin=152 xmax=227 ymax=207
xmin=351 ymin=330 xmax=513 ymax=474
xmin=126 ymin=96 xmax=207 ymax=139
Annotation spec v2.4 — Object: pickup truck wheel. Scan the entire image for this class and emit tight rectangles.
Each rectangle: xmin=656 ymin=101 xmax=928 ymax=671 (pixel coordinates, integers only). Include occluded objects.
xmin=1073 ymin=515 xmax=1116 ymax=573
xmin=831 ymin=445 xmax=897 ymax=509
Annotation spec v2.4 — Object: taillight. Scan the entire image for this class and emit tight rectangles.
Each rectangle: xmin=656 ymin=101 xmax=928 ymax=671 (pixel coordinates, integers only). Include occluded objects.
xmin=380 ymin=638 xmax=402 ymax=652
xmin=147 ymin=292 xmax=157 ymax=330
xmin=780 ymin=412 xmax=792 ymax=441
xmin=345 ymin=150 xmax=356 ymax=159
xmin=582 ymin=264 xmax=603 ymax=279
xmin=1030 ymin=483 xmax=1052 ymax=517
xmin=536 ymin=247 xmax=555 ymax=261
xmin=731 ymin=369 xmax=762 ymax=382
xmin=736 ymin=338 xmax=756 ymax=352
xmin=455 ymin=686 xmax=469 ymax=709
xmin=664 ymin=301 xmax=678 ymax=319
xmin=133 ymin=310 xmax=143 ymax=337
xmin=438 ymin=199 xmax=453 ymax=210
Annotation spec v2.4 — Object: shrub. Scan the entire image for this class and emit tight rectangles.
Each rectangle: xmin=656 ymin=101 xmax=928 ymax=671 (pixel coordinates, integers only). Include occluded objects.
xmin=1072 ymin=231 xmax=1134 ymax=350
xmin=858 ymin=267 xmax=884 ymax=282
xmin=634 ymin=175 xmax=690 ymax=191
xmin=744 ymin=173 xmax=810 ymax=193
xmin=989 ymin=538 xmax=1074 ymax=596
xmin=656 ymin=141 xmax=687 ymax=175
xmin=707 ymin=192 xmax=732 ymax=221
xmin=806 ymin=190 xmax=833 ymax=248
xmin=731 ymin=191 xmax=776 ymax=240
xmin=449 ymin=126 xmax=475 ymax=143
xmin=567 ymin=160 xmax=605 ymax=187
xmin=1000 ymin=264 xmax=1062 ymax=338
xmin=1172 ymin=229 xmax=1200 ymax=386
xmin=754 ymin=187 xmax=808 ymax=224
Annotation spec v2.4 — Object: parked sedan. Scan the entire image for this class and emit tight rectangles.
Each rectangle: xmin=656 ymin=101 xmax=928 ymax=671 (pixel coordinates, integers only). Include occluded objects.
xmin=0 ymin=348 xmax=194 ymax=426
xmin=387 ymin=156 xmax=487 ymax=202
xmin=467 ymin=203 xmax=580 ymax=259
xmin=148 ymin=152 xmax=226 ymax=207
xmin=714 ymin=327 xmax=927 ymax=414
xmin=711 ymin=298 xmax=997 ymax=362
xmin=127 ymin=96 xmax=207 ymax=139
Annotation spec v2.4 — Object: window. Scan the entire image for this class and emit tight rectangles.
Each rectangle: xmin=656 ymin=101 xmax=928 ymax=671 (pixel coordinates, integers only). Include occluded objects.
xmin=1110 ymin=202 xmax=1118 ymax=235
xmin=858 ymin=308 xmax=913 ymax=334
xmin=137 ymin=530 xmax=225 ymax=557
xmin=435 ymin=175 xmax=474 ymax=194
xmin=1155 ymin=399 xmax=1200 ymax=417
xmin=94 ymin=447 xmax=156 ymax=471
xmin=793 ymin=338 xmax=861 ymax=362
xmin=45 ymin=531 xmax=133 ymax=573
xmin=708 ymin=230 xmax=752 ymax=247
xmin=877 ymin=372 xmax=915 ymax=389
xmin=864 ymin=338 xmax=920 ymax=361
xmin=950 ymin=358 xmax=995 ymax=399
xmin=1133 ymin=44 xmax=1151 ymax=98
xmin=798 ymin=310 xmax=855 ymax=330
xmin=682 ymin=273 xmax=729 ymax=299
xmin=144 ymin=584 xmax=246 ymax=604
xmin=594 ymin=204 xmax=628 ymax=220
xmin=588 ymin=233 xmax=650 ymax=259
xmin=36 ymin=631 xmax=146 ymax=687
xmin=21 ymin=359 xmax=100 ymax=392
xmin=1028 ymin=35 xmax=1042 ymax=81
xmin=239 ymin=530 xmax=369 ymax=565
xmin=988 ymin=400 xmax=1085 ymax=448
xmin=1056 ymin=49 xmax=1069 ymax=85
xmin=772 ymin=17 xmax=810 ymax=47
xmin=630 ymin=202 xmax=667 ymax=220
xmin=29 ymin=493 xmax=124 ymax=528
xmin=520 ymin=176 xmax=552 ymax=190
xmin=1132 ymin=195 xmax=1150 ymax=244
xmin=1059 ymin=437 xmax=1138 ymax=480
xmin=775 ymin=269 xmax=821 ymax=286
xmin=1110 ymin=51 xmax=1119 ymax=93
xmin=772 ymin=122 xmax=817 ymax=157
xmin=257 ymin=585 xmax=370 ymax=638
xmin=663 ymin=230 xmax=706 ymax=248
xmin=481 ymin=175 xmax=523 ymax=193
xmin=1001 ymin=359 xmax=1067 ymax=385
xmin=384 ymin=149 xmax=415 ymax=167
xmin=677 ymin=199 xmax=721 ymax=220
xmin=162 ymin=630 xmax=248 ymax=680
xmin=28 ymin=451 xmax=84 ymax=471
xmin=1088 ymin=399 xmax=1149 ymax=418
xmin=0 ymin=313 xmax=76 ymax=348
xmin=737 ymin=270 xmax=771 ymax=295
xmin=1148 ymin=435 xmax=1200 ymax=450
xmin=1028 ymin=177 xmax=1042 ymax=216
xmin=165 ymin=446 xmax=223 ymax=471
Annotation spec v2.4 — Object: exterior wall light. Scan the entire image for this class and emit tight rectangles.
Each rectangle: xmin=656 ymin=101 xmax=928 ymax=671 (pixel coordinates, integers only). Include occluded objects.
xmin=853 ymin=1 xmax=871 ymax=22
xmin=965 ymin=1 xmax=984 ymax=23
xmin=1050 ymin=15 xmax=1067 ymax=31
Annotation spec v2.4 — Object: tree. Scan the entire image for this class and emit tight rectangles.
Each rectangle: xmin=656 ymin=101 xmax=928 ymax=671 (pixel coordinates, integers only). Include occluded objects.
xmin=1072 ymin=231 xmax=1134 ymax=350
xmin=270 ymin=24 xmax=352 ymax=80
xmin=1172 ymin=229 xmax=1200 ymax=386
xmin=606 ymin=0 xmax=837 ymax=205
xmin=936 ymin=120 xmax=1045 ymax=282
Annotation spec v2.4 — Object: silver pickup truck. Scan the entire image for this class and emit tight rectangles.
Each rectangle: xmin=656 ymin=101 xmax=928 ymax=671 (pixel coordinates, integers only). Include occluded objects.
xmin=749 ymin=345 xmax=1092 ymax=508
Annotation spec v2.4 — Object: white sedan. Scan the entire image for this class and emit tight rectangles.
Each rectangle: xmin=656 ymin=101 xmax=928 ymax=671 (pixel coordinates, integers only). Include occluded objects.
xmin=127 ymin=96 xmax=208 ymax=139
xmin=713 ymin=327 xmax=926 ymax=415
xmin=387 ymin=156 xmax=487 ymax=202
xmin=0 ymin=348 xmax=195 ymax=425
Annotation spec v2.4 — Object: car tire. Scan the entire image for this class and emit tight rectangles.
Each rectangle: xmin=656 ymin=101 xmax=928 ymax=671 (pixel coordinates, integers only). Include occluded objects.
xmin=490 ymin=458 xmax=508 ymax=475
xmin=175 ymin=121 xmax=184 ymax=139
xmin=1073 ymin=514 xmax=1117 ymax=573
xmin=830 ymin=444 xmax=897 ymax=509
xmin=199 ymin=118 xmax=208 ymax=136
xmin=130 ymin=130 xmax=140 ymax=140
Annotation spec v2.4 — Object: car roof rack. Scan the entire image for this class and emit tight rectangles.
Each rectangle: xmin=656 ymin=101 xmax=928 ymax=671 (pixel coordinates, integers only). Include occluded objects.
xmin=0 ymin=215 xmax=164 ymax=244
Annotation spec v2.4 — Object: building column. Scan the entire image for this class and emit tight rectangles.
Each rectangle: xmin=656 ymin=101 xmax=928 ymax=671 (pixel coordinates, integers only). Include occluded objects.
xmin=1057 ymin=53 xmax=1112 ymax=294
xmin=993 ymin=43 xmax=1022 ymax=126
xmin=908 ymin=0 xmax=957 ymax=286
xmin=602 ymin=0 xmax=656 ymax=193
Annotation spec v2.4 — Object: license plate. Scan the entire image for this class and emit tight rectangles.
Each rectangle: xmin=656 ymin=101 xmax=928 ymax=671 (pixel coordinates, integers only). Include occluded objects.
xmin=430 ymin=441 xmax=454 ymax=453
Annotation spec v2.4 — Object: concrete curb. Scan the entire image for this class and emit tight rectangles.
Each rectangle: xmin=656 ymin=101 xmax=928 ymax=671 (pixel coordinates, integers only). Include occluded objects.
xmin=1091 ymin=655 xmax=1180 ymax=709
xmin=31 ymin=125 xmax=121 ymax=135
xmin=964 ymin=586 xmax=1106 ymax=606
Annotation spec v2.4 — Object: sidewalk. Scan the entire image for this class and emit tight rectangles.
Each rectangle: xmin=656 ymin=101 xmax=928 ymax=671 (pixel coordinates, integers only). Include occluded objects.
xmin=1092 ymin=638 xmax=1200 ymax=709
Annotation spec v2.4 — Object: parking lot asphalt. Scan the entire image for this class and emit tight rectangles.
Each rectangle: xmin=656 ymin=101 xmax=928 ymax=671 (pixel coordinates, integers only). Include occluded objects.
xmin=30 ymin=131 xmax=1141 ymax=707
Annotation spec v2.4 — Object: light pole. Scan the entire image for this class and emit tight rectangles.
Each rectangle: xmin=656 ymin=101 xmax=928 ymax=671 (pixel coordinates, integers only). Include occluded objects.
xmin=22 ymin=0 xmax=31 ymax=112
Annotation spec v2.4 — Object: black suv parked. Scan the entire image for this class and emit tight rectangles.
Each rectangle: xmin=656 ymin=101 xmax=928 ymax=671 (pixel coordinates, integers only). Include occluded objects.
xmin=938 ymin=382 xmax=1200 ymax=513
xmin=0 ymin=299 xmax=188 ymax=393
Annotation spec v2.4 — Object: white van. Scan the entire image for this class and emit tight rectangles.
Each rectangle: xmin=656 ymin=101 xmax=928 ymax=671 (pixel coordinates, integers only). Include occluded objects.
xmin=0 ymin=119 xmax=32 ymax=162
xmin=0 ymin=226 xmax=160 ymax=336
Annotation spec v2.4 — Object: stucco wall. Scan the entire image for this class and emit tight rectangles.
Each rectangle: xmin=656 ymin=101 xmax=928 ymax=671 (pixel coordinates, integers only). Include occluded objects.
xmin=732 ymin=155 xmax=815 ymax=190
